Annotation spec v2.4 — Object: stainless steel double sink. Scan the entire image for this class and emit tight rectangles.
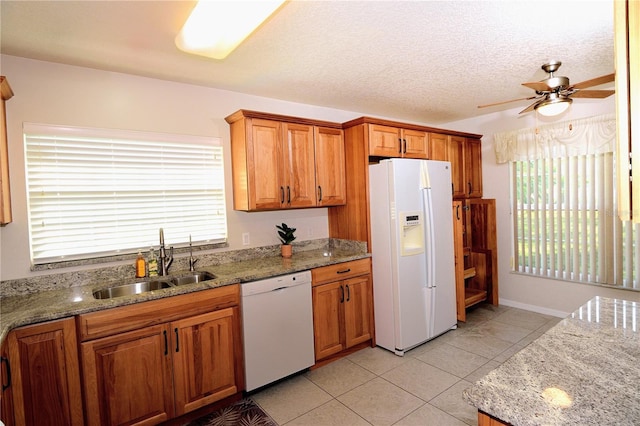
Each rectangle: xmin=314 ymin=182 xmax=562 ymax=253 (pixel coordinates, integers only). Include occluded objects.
xmin=93 ymin=271 xmax=216 ymax=299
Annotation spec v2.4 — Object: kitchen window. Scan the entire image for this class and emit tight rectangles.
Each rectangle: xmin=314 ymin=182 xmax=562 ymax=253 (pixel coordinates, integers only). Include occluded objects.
xmin=24 ymin=123 xmax=227 ymax=265
xmin=497 ymin=114 xmax=638 ymax=290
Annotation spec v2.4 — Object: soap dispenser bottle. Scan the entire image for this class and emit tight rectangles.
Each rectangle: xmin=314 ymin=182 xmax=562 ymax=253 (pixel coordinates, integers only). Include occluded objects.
xmin=135 ymin=251 xmax=146 ymax=278
xmin=148 ymin=247 xmax=158 ymax=277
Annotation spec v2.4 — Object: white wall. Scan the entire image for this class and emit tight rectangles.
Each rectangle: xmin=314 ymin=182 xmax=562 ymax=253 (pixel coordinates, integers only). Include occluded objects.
xmin=0 ymin=55 xmax=370 ymax=281
xmin=443 ymin=98 xmax=640 ymax=316
xmin=4 ymin=55 xmax=638 ymax=313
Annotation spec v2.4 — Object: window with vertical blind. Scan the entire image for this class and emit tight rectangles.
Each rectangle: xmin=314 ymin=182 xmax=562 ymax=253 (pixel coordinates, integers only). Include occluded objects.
xmin=24 ymin=123 xmax=227 ymax=264
xmin=496 ymin=114 xmax=638 ymax=290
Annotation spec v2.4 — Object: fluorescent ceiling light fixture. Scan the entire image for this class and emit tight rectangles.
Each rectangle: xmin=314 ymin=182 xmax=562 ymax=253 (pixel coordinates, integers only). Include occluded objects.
xmin=175 ymin=0 xmax=286 ymax=60
xmin=535 ymin=93 xmax=573 ymax=117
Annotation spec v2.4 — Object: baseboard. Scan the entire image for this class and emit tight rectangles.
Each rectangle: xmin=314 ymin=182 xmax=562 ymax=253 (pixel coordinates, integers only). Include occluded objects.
xmin=499 ymin=298 xmax=569 ymax=318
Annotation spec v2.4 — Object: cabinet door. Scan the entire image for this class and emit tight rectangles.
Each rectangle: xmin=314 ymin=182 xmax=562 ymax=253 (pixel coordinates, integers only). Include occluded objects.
xmin=1 ymin=341 xmax=14 ymax=426
xmin=283 ymin=123 xmax=316 ymax=208
xmin=368 ymin=124 xmax=401 ymax=157
xmin=343 ymin=275 xmax=373 ymax=349
xmin=429 ymin=133 xmax=448 ymax=161
xmin=448 ymin=136 xmax=466 ymax=199
xmin=315 ymin=126 xmax=346 ymax=206
xmin=247 ymin=118 xmax=284 ymax=210
xmin=312 ymin=282 xmax=344 ymax=360
xmin=81 ymin=324 xmax=174 ymax=426
xmin=452 ymin=201 xmax=466 ymax=322
xmin=172 ymin=308 xmax=239 ymax=416
xmin=465 ymin=138 xmax=483 ymax=198
xmin=401 ymin=129 xmax=429 ymax=159
xmin=7 ymin=318 xmax=83 ymax=426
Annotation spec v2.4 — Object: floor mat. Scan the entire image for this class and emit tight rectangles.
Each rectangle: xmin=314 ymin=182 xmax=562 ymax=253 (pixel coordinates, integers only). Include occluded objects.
xmin=186 ymin=399 xmax=278 ymax=426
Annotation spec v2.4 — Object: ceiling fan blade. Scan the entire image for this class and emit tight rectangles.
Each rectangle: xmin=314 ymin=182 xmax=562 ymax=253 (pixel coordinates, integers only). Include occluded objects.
xmin=522 ymin=81 xmax=552 ymax=91
xmin=477 ymin=95 xmax=540 ymax=109
xmin=519 ymin=100 xmax=540 ymax=114
xmin=571 ymin=73 xmax=615 ymax=90
xmin=571 ymin=89 xmax=615 ymax=99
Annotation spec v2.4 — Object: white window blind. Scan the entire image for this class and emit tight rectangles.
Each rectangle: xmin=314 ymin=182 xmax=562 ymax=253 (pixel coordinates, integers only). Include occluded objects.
xmin=24 ymin=123 xmax=227 ymax=264
xmin=498 ymin=114 xmax=639 ymax=290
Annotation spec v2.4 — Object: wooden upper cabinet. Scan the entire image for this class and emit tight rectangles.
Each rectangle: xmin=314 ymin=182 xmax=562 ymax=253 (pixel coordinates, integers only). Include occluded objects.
xmin=429 ymin=133 xmax=482 ymax=199
xmin=283 ymin=122 xmax=316 ymax=208
xmin=448 ymin=135 xmax=466 ymax=198
xmin=226 ymin=110 xmax=345 ymax=211
xmin=1 ymin=76 xmax=14 ymax=225
xmin=429 ymin=132 xmax=449 ymax=161
xmin=465 ymin=138 xmax=483 ymax=198
xmin=315 ymin=126 xmax=346 ymax=206
xmin=7 ymin=318 xmax=84 ymax=426
xmin=368 ymin=124 xmax=428 ymax=159
xmin=402 ymin=128 xmax=429 ymax=158
xmin=247 ymin=118 xmax=284 ymax=210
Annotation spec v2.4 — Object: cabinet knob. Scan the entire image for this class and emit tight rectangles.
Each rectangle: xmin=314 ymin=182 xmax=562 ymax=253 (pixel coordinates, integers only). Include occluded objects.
xmin=287 ymin=186 xmax=291 ymax=204
xmin=174 ymin=327 xmax=180 ymax=353
xmin=318 ymin=185 xmax=323 ymax=202
xmin=346 ymin=284 xmax=351 ymax=302
xmin=339 ymin=285 xmax=345 ymax=303
xmin=468 ymin=182 xmax=472 ymax=195
xmin=280 ymin=186 xmax=285 ymax=204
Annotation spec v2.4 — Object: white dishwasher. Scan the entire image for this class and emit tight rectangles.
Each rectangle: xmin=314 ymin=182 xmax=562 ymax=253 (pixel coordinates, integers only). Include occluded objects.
xmin=241 ymin=271 xmax=315 ymax=392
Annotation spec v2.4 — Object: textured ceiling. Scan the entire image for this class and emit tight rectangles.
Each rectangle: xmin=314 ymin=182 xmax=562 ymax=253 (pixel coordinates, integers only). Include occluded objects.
xmin=0 ymin=1 xmax=615 ymax=125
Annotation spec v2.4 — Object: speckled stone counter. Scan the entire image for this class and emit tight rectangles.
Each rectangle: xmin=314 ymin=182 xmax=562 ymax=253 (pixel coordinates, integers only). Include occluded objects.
xmin=464 ymin=297 xmax=640 ymax=425
xmin=0 ymin=239 xmax=369 ymax=345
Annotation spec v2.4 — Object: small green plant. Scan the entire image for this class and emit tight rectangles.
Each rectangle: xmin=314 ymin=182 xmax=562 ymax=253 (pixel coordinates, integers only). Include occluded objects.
xmin=276 ymin=223 xmax=297 ymax=245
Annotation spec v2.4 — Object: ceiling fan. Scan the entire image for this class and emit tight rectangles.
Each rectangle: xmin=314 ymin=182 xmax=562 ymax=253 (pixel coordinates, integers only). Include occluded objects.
xmin=478 ymin=61 xmax=615 ymax=116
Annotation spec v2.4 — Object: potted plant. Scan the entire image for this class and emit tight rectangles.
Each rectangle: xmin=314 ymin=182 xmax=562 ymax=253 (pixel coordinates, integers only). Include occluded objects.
xmin=276 ymin=223 xmax=296 ymax=258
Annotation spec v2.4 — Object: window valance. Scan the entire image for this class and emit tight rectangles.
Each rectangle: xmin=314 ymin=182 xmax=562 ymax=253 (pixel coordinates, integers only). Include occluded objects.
xmin=494 ymin=114 xmax=616 ymax=163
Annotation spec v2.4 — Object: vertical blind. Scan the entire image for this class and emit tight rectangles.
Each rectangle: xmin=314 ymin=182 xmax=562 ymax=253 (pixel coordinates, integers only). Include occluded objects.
xmin=497 ymin=114 xmax=639 ymax=290
xmin=24 ymin=123 xmax=226 ymax=264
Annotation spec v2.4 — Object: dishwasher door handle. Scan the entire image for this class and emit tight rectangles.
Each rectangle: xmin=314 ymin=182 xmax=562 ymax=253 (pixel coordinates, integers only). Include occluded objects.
xmin=271 ymin=286 xmax=289 ymax=292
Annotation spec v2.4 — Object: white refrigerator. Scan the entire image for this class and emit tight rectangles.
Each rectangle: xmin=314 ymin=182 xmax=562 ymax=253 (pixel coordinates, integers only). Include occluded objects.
xmin=369 ymin=158 xmax=457 ymax=356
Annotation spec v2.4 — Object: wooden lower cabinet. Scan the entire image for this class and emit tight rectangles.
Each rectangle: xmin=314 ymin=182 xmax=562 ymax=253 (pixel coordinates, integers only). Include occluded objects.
xmin=79 ymin=285 xmax=243 ymax=426
xmin=172 ymin=308 xmax=240 ymax=415
xmin=453 ymin=199 xmax=499 ymax=322
xmin=312 ymin=259 xmax=373 ymax=361
xmin=5 ymin=317 xmax=83 ymax=426
xmin=478 ymin=411 xmax=510 ymax=425
xmin=81 ymin=324 xmax=174 ymax=425
xmin=1 ymin=340 xmax=14 ymax=426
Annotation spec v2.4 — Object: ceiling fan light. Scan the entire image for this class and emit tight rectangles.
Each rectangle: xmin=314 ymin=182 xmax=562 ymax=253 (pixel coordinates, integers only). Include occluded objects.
xmin=535 ymin=95 xmax=572 ymax=117
xmin=175 ymin=0 xmax=286 ymax=60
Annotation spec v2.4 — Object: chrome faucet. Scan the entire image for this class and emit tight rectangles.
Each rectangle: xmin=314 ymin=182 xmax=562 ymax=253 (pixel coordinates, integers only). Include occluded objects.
xmin=158 ymin=228 xmax=173 ymax=276
xmin=188 ymin=234 xmax=198 ymax=272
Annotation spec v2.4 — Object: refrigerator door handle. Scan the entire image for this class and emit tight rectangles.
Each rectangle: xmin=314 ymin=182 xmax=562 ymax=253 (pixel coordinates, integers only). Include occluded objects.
xmin=423 ymin=188 xmax=436 ymax=288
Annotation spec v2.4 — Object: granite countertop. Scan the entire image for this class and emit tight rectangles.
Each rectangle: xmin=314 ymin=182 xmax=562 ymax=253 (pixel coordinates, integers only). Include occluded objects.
xmin=0 ymin=246 xmax=369 ymax=345
xmin=464 ymin=297 xmax=640 ymax=425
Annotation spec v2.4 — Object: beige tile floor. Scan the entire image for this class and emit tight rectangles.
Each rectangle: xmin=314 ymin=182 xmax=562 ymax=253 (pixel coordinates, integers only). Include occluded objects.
xmin=250 ymin=303 xmax=562 ymax=426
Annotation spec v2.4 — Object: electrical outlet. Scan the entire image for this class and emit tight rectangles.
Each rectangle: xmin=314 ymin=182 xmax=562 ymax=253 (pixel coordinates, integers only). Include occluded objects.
xmin=242 ymin=233 xmax=250 ymax=245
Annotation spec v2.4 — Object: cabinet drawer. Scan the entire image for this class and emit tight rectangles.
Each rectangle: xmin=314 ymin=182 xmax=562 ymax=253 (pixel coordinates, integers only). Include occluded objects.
xmin=312 ymin=258 xmax=371 ymax=286
xmin=77 ymin=285 xmax=239 ymax=341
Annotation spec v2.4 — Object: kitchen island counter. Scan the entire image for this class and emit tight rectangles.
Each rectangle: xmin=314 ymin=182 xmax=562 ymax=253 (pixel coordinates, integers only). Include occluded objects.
xmin=0 ymin=239 xmax=369 ymax=344
xmin=463 ymin=296 xmax=640 ymax=425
